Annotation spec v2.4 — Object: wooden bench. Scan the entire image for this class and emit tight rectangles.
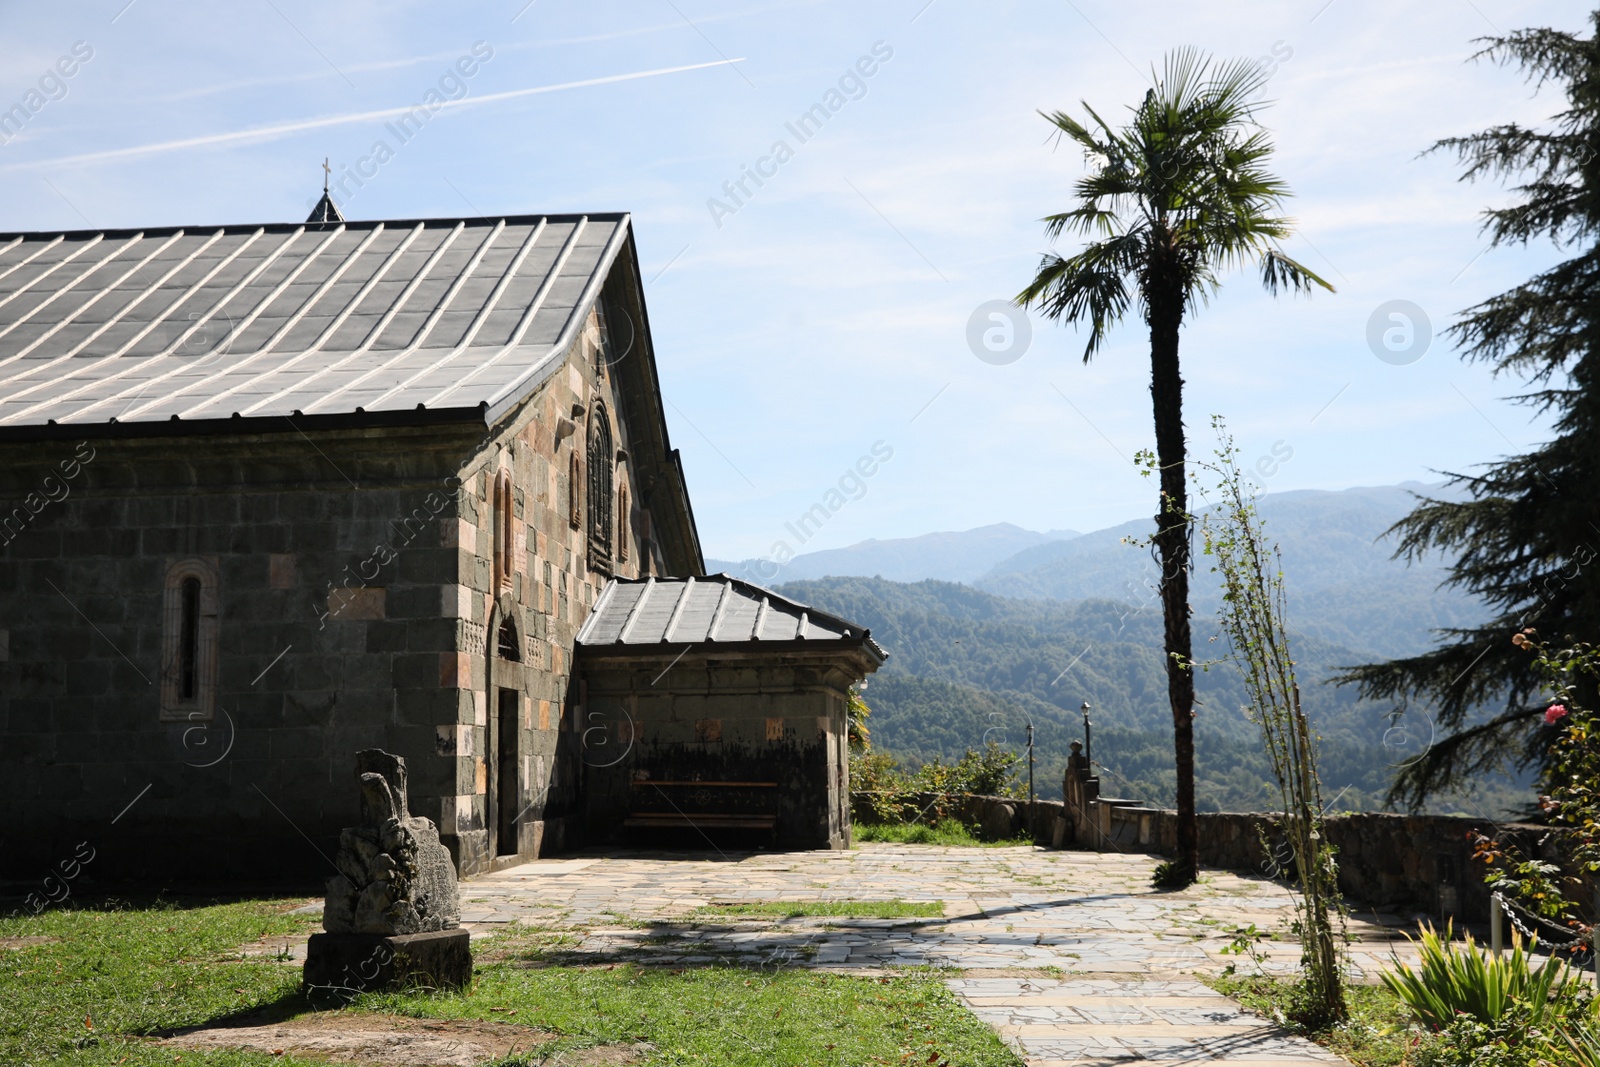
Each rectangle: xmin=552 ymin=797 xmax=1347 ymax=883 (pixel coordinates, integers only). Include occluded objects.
xmin=626 ymin=779 xmax=779 ymax=833
xmin=623 ymin=812 xmax=777 ymax=830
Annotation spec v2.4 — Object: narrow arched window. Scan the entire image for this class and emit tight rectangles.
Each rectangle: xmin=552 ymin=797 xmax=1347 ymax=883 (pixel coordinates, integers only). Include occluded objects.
xmin=568 ymin=451 xmax=581 ymax=530
xmin=617 ymin=484 xmax=630 ymax=564
xmin=493 ymin=469 xmax=513 ymax=590
xmin=161 ymin=558 xmax=219 ymax=721
xmin=587 ymin=405 xmax=613 ymax=568
xmin=179 ymin=577 xmax=200 ymax=699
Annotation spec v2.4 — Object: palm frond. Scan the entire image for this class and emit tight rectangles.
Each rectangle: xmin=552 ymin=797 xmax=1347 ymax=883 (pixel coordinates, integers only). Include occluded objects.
xmin=1259 ymin=249 xmax=1334 ymax=294
xmin=1022 ymin=47 xmax=1325 ymax=353
xmin=1015 ymin=238 xmax=1138 ymax=361
xmin=1038 ymin=108 xmax=1106 ymax=156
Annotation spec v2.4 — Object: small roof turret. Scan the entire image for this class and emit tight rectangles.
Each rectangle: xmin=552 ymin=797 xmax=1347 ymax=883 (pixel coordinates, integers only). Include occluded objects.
xmin=305 ymin=158 xmax=343 ymax=225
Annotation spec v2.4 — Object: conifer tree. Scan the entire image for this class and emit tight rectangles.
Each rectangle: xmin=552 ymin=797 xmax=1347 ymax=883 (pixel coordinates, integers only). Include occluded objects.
xmin=1341 ymin=14 xmax=1600 ymax=807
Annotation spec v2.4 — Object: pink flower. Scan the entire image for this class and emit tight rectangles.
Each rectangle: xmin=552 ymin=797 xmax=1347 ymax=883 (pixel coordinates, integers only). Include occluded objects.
xmin=1544 ymin=704 xmax=1568 ymax=725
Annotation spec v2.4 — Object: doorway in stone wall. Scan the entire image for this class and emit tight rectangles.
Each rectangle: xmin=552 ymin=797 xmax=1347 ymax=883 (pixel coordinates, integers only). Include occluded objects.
xmin=496 ymin=688 xmax=520 ymax=856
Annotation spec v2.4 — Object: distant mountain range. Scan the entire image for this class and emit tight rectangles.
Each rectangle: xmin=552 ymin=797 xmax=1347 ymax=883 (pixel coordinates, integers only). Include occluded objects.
xmin=707 ymin=522 xmax=1079 ymax=585
xmin=971 ymin=483 xmax=1481 ymax=661
xmin=710 ymin=483 xmax=1480 ymax=661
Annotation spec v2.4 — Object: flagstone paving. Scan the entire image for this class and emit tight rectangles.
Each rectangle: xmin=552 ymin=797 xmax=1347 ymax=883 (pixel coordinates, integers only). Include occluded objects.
xmin=446 ymin=844 xmax=1427 ymax=1064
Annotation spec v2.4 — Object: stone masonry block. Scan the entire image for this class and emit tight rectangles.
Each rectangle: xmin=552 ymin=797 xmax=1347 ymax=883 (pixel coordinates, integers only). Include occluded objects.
xmin=277 ymin=492 xmax=330 ymax=524
xmin=329 ymin=587 xmax=385 ymax=621
xmin=399 ymin=548 xmax=462 ymax=586
xmin=406 ymin=617 xmax=456 ymax=654
xmin=435 ymin=723 xmax=473 ymax=757
xmin=439 ymin=652 xmax=471 ymax=689
xmin=269 ymin=727 xmax=331 ymax=761
xmin=269 ymin=554 xmax=297 ymax=589
xmin=341 ymin=654 xmax=393 ymax=690
xmin=394 ymin=686 xmax=458 ymax=728
xmin=384 ymin=584 xmax=439 ymax=621
xmin=289 ymin=656 xmax=343 ymax=692
xmin=62 ymin=528 xmax=138 ymax=558
xmin=388 ymin=653 xmax=442 ymax=691
xmin=441 ymin=583 xmax=472 ymax=619
xmin=440 ymin=519 xmax=475 ymax=549
xmin=364 ymin=620 xmax=409 ymax=654
xmin=241 ymin=495 xmax=281 ymax=524
xmin=333 ymin=689 xmax=393 ymax=723
xmin=281 ymin=690 xmax=337 ymax=726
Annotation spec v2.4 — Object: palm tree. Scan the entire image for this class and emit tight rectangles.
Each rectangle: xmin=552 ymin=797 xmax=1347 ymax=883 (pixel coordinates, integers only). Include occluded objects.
xmin=1017 ymin=48 xmax=1331 ymax=885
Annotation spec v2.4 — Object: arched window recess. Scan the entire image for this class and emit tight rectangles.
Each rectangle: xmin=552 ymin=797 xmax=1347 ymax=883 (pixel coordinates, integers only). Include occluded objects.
xmin=493 ymin=469 xmax=514 ymax=591
xmin=160 ymin=557 xmax=220 ymax=722
xmin=587 ymin=404 xmax=614 ymax=571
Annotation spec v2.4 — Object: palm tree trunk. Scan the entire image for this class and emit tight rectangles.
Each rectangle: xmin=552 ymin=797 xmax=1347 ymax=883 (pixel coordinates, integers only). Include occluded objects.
xmin=1148 ymin=274 xmax=1198 ymax=884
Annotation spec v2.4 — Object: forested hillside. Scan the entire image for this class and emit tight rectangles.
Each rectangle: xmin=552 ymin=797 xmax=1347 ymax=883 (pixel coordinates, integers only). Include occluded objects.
xmin=781 ymin=577 xmax=1528 ymax=816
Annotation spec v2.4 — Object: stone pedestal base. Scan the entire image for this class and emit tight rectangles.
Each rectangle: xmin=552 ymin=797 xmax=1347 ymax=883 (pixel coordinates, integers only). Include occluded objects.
xmin=303 ymin=928 xmax=472 ymax=993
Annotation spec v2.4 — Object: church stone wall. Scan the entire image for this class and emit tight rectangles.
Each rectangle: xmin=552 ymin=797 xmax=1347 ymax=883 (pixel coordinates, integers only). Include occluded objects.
xmin=442 ymin=323 xmax=657 ymax=876
xmin=0 ymin=424 xmax=479 ymax=882
xmin=0 ymin=319 xmax=660 ymax=883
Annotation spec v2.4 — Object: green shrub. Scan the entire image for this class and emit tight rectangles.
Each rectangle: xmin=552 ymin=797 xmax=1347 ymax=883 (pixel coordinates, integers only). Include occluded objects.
xmin=1151 ymin=861 xmax=1189 ymax=889
xmin=1560 ymin=1021 xmax=1600 ymax=1066
xmin=1380 ymin=923 xmax=1586 ymax=1032
xmin=850 ymin=741 xmax=1024 ymax=828
xmin=922 ymin=742 xmax=1023 ymax=798
xmin=1412 ymin=1005 xmax=1557 ymax=1067
xmin=854 ymin=821 xmax=1030 ymax=848
xmin=850 ymin=749 xmax=915 ymax=824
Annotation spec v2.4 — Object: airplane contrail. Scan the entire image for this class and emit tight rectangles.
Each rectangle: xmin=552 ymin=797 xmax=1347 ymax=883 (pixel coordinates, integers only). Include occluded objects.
xmin=0 ymin=57 xmax=744 ymax=173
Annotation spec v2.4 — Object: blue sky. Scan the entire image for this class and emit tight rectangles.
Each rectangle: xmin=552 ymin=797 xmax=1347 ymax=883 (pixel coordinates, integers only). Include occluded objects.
xmin=1 ymin=0 xmax=1588 ymax=560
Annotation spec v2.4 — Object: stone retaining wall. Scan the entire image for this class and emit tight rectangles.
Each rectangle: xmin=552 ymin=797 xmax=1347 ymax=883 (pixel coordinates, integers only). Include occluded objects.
xmin=852 ymin=780 xmax=1584 ymax=924
xmin=1048 ymin=747 xmax=1593 ymax=922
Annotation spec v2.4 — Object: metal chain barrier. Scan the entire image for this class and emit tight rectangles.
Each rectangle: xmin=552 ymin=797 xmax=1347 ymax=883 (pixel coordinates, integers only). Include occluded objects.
xmin=1491 ymin=891 xmax=1595 ymax=967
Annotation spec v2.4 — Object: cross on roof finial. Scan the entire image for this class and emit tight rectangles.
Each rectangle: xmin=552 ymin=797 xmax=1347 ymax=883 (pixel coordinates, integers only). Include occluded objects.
xmin=305 ymin=160 xmax=345 ymax=225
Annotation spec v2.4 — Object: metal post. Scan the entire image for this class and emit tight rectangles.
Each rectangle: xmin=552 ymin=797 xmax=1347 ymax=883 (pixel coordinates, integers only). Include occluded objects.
xmin=1081 ymin=701 xmax=1093 ymax=768
xmin=1490 ymin=894 xmax=1503 ymax=957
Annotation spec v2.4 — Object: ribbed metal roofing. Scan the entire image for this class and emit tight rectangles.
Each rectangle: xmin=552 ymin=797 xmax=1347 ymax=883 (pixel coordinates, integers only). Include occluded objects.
xmin=576 ymin=575 xmax=887 ymax=658
xmin=0 ymin=213 xmax=629 ymax=430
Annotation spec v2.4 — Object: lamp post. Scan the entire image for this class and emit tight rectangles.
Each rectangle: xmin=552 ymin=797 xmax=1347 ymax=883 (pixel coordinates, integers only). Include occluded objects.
xmin=1026 ymin=719 xmax=1036 ymax=837
xmin=1081 ymin=701 xmax=1093 ymax=768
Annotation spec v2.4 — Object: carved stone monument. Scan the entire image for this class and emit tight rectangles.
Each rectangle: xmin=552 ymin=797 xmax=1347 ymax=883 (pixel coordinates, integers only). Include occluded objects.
xmin=303 ymin=750 xmax=472 ymax=992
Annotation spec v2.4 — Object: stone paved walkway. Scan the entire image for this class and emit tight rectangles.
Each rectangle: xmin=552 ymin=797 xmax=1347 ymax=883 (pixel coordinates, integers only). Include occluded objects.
xmin=448 ymin=845 xmax=1425 ymax=1065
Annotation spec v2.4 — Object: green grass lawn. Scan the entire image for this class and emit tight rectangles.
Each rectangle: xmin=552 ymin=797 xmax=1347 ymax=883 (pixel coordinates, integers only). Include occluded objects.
xmin=0 ymin=896 xmax=1023 ymax=1067
xmin=688 ymin=899 xmax=945 ymax=920
xmin=0 ymin=896 xmax=320 ymax=1066
xmin=853 ymin=822 xmax=1034 ymax=847
xmin=1206 ymin=974 xmax=1416 ymax=1067
xmin=364 ymin=964 xmax=1018 ymax=1065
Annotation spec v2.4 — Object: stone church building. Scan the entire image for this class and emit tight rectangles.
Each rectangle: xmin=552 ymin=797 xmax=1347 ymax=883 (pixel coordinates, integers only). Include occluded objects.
xmin=0 ymin=199 xmax=883 ymax=881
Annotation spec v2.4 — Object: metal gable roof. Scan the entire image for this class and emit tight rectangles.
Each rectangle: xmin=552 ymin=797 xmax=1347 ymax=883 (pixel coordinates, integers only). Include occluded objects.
xmin=576 ymin=575 xmax=888 ymax=660
xmin=0 ymin=212 xmax=630 ymax=431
